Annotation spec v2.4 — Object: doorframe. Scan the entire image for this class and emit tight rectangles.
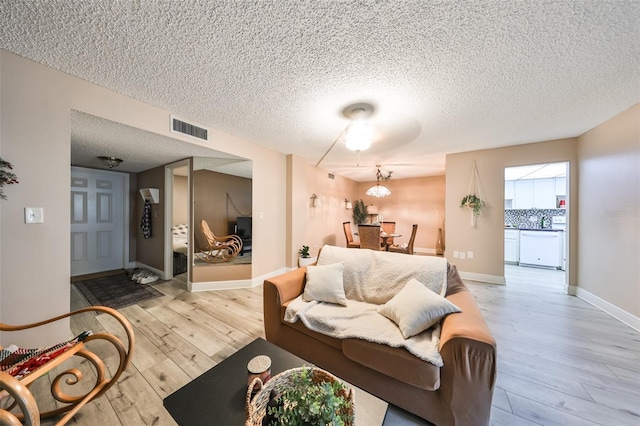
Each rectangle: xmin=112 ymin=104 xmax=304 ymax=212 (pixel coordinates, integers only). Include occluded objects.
xmin=502 ymin=161 xmax=570 ymax=294
xmin=70 ymin=166 xmax=131 ymax=274
xmin=164 ymin=159 xmax=191 ymax=281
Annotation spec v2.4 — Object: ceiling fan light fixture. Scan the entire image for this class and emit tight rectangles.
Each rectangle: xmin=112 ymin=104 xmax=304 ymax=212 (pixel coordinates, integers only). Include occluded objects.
xmin=98 ymin=156 xmax=123 ymax=169
xmin=344 ymin=120 xmax=373 ymax=151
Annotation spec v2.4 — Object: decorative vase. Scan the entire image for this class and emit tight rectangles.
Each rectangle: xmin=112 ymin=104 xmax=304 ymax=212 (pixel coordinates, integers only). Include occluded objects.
xmin=435 ymin=228 xmax=444 ymax=256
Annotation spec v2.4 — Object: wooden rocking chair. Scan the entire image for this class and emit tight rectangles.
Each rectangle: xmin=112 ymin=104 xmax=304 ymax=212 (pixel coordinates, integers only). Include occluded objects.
xmin=196 ymin=219 xmax=243 ymax=263
xmin=0 ymin=306 xmax=134 ymax=426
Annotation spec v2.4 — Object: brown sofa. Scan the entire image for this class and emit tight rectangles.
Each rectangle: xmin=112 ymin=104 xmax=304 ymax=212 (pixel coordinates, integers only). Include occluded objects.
xmin=263 ymin=260 xmax=496 ymax=426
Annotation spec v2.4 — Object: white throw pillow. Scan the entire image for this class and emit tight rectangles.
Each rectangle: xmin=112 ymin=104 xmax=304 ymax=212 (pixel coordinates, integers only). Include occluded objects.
xmin=378 ymin=278 xmax=461 ymax=339
xmin=303 ymin=262 xmax=347 ymax=306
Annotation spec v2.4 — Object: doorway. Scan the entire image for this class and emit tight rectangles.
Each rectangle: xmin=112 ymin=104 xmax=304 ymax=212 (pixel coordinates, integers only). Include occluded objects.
xmin=503 ymin=162 xmax=568 ymax=292
xmin=71 ymin=166 xmax=129 ymax=276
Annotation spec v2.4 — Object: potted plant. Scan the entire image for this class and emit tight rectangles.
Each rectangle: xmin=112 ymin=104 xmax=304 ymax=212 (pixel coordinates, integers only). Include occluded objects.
xmin=0 ymin=157 xmax=19 ymax=200
xmin=298 ymin=245 xmax=315 ymax=267
xmin=460 ymin=194 xmax=486 ymax=227
xmin=352 ymin=199 xmax=368 ymax=225
xmin=265 ymin=367 xmax=354 ymax=426
xmin=460 ymin=194 xmax=485 ymax=216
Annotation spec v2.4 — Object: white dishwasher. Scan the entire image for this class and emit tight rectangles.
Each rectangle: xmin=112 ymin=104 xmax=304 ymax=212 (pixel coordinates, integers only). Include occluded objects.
xmin=519 ymin=230 xmax=562 ymax=268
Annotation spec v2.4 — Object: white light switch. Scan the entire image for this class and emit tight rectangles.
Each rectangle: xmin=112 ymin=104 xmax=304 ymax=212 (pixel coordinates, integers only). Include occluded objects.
xmin=25 ymin=207 xmax=44 ymax=224
xmin=467 ymin=251 xmax=474 ymax=259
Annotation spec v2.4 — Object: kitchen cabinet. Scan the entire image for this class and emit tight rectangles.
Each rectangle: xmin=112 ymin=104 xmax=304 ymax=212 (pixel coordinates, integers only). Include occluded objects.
xmin=519 ymin=230 xmax=562 ymax=268
xmin=555 ymin=177 xmax=566 ymax=196
xmin=504 ymin=229 xmax=519 ymax=263
xmin=507 ymin=177 xmax=564 ymax=209
xmin=513 ymin=180 xmax=533 ymax=208
xmin=533 ymin=178 xmax=556 ymax=209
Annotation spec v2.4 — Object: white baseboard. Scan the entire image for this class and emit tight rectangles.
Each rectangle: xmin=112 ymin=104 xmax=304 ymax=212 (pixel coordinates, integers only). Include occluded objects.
xmin=575 ymin=287 xmax=640 ymax=332
xmin=414 ymin=247 xmax=436 ymax=255
xmin=188 ymin=267 xmax=290 ymax=292
xmin=459 ymin=271 xmax=506 ymax=286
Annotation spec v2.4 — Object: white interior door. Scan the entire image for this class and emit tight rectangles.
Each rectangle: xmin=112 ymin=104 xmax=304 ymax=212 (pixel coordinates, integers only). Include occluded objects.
xmin=71 ymin=167 xmax=125 ymax=276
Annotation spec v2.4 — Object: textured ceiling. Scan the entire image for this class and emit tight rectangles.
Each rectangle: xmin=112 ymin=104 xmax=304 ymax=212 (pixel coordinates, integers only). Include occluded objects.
xmin=1 ymin=1 xmax=639 ymax=181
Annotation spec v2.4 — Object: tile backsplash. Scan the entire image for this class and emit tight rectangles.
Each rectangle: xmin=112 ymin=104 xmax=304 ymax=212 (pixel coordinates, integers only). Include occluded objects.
xmin=504 ymin=209 xmax=566 ymax=228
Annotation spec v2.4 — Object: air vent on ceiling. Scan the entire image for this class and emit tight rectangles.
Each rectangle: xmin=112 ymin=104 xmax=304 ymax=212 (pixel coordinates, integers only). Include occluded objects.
xmin=171 ymin=116 xmax=208 ymax=141
xmin=328 ymin=173 xmax=335 ymax=180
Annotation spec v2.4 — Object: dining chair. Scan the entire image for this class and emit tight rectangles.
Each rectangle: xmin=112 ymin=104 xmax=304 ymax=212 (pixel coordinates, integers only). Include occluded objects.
xmin=358 ymin=224 xmax=382 ymax=250
xmin=389 ymin=224 xmax=418 ymax=255
xmin=343 ymin=221 xmax=360 ymax=248
xmin=380 ymin=221 xmax=396 ymax=247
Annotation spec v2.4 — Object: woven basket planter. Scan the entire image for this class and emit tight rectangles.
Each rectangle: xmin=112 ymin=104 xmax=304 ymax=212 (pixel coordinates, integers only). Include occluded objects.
xmin=245 ymin=366 xmax=354 ymax=426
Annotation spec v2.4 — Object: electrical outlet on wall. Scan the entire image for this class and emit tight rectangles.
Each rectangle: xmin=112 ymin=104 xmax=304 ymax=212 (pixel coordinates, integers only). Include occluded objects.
xmin=453 ymin=251 xmax=459 ymax=258
xmin=467 ymin=251 xmax=474 ymax=259
xmin=459 ymin=252 xmax=466 ymax=260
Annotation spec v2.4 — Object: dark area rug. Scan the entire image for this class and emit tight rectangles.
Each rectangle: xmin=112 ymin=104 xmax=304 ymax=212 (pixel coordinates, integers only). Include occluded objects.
xmin=74 ymin=273 xmax=164 ymax=310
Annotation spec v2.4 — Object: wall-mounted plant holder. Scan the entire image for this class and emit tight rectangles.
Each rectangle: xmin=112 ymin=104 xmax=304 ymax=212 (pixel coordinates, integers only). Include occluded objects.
xmin=140 ymin=188 xmax=160 ymax=203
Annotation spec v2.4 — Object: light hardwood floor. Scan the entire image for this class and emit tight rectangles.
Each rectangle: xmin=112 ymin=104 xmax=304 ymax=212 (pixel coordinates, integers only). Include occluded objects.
xmin=28 ymin=266 xmax=640 ymax=425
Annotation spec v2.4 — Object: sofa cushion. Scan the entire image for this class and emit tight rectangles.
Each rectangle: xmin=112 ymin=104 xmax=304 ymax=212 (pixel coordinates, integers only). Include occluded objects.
xmin=342 ymin=338 xmax=440 ymax=391
xmin=378 ymin=278 xmax=461 ymax=339
xmin=303 ymin=262 xmax=347 ymax=305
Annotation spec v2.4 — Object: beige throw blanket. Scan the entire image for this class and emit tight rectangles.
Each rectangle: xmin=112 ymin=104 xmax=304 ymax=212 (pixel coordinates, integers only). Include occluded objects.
xmin=317 ymin=245 xmax=447 ymax=303
xmin=284 ymin=245 xmax=448 ymax=366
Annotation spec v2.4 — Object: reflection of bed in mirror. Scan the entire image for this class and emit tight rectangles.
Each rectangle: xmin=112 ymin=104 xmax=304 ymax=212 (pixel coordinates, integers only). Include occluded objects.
xmin=172 ymin=224 xmax=188 ymax=275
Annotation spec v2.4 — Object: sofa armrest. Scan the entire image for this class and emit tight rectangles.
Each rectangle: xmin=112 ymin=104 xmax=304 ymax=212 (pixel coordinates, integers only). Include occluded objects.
xmin=263 ymin=267 xmax=307 ymax=342
xmin=439 ymin=290 xmax=496 ymax=426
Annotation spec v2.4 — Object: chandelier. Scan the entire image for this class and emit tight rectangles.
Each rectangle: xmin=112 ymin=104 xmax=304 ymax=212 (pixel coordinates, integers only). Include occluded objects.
xmin=365 ymin=166 xmax=392 ymax=198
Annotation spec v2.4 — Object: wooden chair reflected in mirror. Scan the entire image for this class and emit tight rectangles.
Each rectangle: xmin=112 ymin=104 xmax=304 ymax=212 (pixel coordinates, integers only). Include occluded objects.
xmin=343 ymin=222 xmax=360 ymax=248
xmin=389 ymin=224 xmax=418 ymax=255
xmin=358 ymin=224 xmax=383 ymax=251
xmin=196 ymin=219 xmax=243 ymax=263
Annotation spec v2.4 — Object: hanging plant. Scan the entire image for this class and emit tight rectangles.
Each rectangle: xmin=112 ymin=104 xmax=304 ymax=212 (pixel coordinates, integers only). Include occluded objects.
xmin=352 ymin=199 xmax=368 ymax=225
xmin=460 ymin=194 xmax=486 ymax=217
xmin=0 ymin=157 xmax=19 ymax=200
xmin=461 ymin=161 xmax=487 ymax=227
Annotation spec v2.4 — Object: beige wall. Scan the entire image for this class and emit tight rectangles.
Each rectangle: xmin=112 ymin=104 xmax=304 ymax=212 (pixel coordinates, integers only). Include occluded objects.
xmin=577 ymin=104 xmax=639 ymax=317
xmin=136 ymin=166 xmax=166 ymax=270
xmin=287 ymin=156 xmax=360 ymax=267
xmin=356 ymin=175 xmax=446 ymax=251
xmin=173 ymin=175 xmax=188 ymax=226
xmin=0 ymin=50 xmax=286 ymax=346
xmin=445 ymin=139 xmax=579 ymax=283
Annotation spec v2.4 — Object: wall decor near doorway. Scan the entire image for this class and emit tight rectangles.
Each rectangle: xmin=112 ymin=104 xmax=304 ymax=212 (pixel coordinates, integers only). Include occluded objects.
xmin=460 ymin=161 xmax=486 ymax=227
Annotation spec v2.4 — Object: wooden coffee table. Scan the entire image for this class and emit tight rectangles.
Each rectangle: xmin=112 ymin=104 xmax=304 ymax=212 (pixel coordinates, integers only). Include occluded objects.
xmin=163 ymin=338 xmax=388 ymax=426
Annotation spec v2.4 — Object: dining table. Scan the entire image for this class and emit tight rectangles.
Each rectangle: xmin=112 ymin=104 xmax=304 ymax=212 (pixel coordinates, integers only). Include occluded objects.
xmin=381 ymin=232 xmax=402 ymax=251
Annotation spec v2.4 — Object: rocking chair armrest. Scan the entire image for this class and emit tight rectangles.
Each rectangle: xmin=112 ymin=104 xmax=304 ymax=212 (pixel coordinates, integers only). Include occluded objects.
xmin=0 ymin=306 xmax=135 ymax=367
xmin=0 ymin=371 xmax=40 ymax=426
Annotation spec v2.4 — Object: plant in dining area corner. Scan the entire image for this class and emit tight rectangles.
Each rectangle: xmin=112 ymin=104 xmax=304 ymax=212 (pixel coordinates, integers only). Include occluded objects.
xmin=298 ymin=245 xmax=310 ymax=258
xmin=352 ymin=199 xmax=368 ymax=225
xmin=460 ymin=194 xmax=486 ymax=216
xmin=0 ymin=157 xmax=19 ymax=200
